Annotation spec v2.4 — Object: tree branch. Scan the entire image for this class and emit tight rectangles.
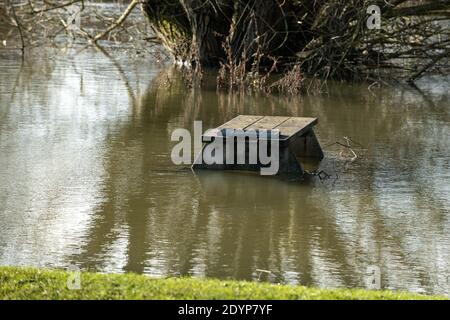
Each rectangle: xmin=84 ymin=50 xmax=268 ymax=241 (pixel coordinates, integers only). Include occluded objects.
xmin=92 ymin=0 xmax=140 ymax=43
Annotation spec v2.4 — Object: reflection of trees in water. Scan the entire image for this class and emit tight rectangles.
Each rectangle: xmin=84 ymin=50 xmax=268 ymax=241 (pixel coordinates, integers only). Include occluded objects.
xmin=0 ymin=51 xmax=57 ymax=122
xmin=67 ymin=66 xmax=449 ymax=293
xmin=0 ymin=47 xmax=157 ymax=269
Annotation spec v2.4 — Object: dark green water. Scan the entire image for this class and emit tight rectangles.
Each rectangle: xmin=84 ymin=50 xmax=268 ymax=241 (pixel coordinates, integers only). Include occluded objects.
xmin=0 ymin=47 xmax=449 ymax=295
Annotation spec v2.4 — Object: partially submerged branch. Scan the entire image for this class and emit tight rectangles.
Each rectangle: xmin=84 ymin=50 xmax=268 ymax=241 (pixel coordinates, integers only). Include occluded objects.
xmin=92 ymin=0 xmax=139 ymax=43
xmin=311 ymin=137 xmax=365 ymax=185
xmin=6 ymin=0 xmax=26 ymax=55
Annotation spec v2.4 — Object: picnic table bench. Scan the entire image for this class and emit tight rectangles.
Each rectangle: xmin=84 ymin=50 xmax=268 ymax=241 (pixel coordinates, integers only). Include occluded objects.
xmin=192 ymin=115 xmax=324 ymax=175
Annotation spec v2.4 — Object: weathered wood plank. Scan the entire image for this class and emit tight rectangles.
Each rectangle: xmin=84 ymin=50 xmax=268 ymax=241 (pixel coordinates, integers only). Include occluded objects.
xmin=218 ymin=115 xmax=264 ymax=130
xmin=275 ymin=117 xmax=317 ymax=139
xmin=246 ymin=116 xmax=290 ymax=131
xmin=203 ymin=115 xmax=263 ymax=140
xmin=203 ymin=116 xmax=317 ymax=140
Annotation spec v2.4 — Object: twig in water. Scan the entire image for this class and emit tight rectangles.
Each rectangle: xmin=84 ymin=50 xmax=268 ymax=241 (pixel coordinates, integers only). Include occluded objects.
xmin=92 ymin=0 xmax=139 ymax=43
xmin=313 ymin=136 xmax=365 ymax=185
xmin=256 ymin=269 xmax=272 ymax=281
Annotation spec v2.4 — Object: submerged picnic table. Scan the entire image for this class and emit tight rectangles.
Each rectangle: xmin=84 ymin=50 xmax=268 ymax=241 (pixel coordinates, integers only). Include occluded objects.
xmin=192 ymin=115 xmax=324 ymax=175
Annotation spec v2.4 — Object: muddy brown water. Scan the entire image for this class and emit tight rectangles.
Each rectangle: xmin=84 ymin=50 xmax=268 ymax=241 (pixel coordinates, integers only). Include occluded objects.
xmin=0 ymin=47 xmax=449 ymax=295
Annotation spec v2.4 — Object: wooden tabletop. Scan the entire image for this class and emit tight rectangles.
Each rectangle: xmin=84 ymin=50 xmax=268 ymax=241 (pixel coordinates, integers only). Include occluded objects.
xmin=203 ymin=115 xmax=318 ymax=140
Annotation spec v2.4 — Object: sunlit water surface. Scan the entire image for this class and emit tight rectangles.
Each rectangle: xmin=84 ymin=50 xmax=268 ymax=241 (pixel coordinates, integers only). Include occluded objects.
xmin=0 ymin=47 xmax=449 ymax=295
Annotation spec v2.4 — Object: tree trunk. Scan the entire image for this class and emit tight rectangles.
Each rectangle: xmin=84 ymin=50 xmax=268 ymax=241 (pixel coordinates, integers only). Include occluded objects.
xmin=142 ymin=0 xmax=450 ymax=81
xmin=180 ymin=0 xmax=233 ymax=66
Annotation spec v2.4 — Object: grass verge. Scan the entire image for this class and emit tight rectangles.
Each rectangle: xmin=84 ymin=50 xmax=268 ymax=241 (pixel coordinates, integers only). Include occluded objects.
xmin=0 ymin=266 xmax=446 ymax=300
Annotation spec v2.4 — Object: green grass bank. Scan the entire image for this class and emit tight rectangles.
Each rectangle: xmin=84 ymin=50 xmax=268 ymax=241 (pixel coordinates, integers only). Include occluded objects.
xmin=0 ymin=266 xmax=446 ymax=300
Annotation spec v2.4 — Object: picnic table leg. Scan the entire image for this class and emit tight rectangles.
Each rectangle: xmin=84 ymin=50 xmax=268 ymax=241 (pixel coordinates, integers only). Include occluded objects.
xmin=192 ymin=143 xmax=207 ymax=170
xmin=290 ymin=129 xmax=324 ymax=160
xmin=192 ymin=140 xmax=227 ymax=170
xmin=278 ymin=142 xmax=303 ymax=174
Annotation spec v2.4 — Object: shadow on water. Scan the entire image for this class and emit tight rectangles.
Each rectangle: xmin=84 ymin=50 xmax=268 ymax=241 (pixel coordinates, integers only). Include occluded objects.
xmin=0 ymin=48 xmax=449 ymax=295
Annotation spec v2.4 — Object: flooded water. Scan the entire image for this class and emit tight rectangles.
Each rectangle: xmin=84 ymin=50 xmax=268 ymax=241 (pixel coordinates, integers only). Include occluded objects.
xmin=0 ymin=47 xmax=449 ymax=296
